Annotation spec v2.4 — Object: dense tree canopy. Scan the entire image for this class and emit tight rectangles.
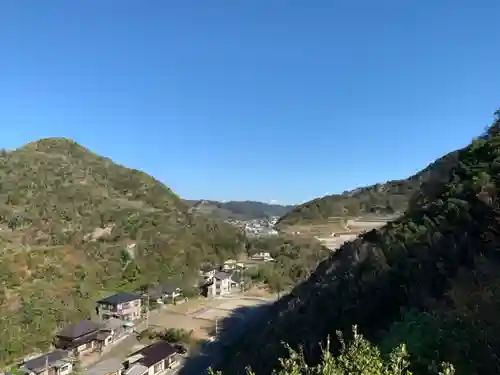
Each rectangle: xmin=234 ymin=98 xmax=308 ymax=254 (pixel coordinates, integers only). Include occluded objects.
xmin=217 ymin=113 xmax=500 ymax=375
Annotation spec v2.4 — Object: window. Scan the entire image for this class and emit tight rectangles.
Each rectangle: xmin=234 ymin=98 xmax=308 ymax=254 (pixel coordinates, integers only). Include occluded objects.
xmin=153 ymin=361 xmax=164 ymax=374
xmin=59 ymin=364 xmax=71 ymax=375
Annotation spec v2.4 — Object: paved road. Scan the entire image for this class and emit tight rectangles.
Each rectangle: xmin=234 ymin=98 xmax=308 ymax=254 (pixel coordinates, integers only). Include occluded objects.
xmin=178 ymin=302 xmax=273 ymax=375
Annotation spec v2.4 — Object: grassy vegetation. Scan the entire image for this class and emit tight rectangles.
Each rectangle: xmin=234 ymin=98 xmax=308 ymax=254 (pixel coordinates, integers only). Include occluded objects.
xmin=217 ymin=112 xmax=500 ymax=375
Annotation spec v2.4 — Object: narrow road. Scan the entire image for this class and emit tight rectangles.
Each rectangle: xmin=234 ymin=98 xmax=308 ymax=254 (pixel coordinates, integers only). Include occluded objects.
xmin=178 ymin=303 xmax=272 ymax=375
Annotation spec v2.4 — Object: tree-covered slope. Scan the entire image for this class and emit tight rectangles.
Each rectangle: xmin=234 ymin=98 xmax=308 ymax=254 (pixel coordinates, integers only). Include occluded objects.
xmin=0 ymin=138 xmax=246 ymax=365
xmin=217 ymin=114 xmax=500 ymax=375
xmin=185 ymin=199 xmax=295 ymax=220
xmin=277 ymin=151 xmax=459 ymax=227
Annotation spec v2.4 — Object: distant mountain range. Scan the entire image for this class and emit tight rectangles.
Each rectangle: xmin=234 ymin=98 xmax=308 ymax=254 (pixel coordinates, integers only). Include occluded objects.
xmin=184 ymin=199 xmax=296 ymax=220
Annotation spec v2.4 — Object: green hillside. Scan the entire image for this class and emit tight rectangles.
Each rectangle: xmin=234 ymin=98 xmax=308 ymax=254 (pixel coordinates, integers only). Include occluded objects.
xmin=277 ymin=151 xmax=459 ymax=227
xmin=0 ymin=138 xmax=246 ymax=365
xmin=217 ymin=113 xmax=500 ymax=375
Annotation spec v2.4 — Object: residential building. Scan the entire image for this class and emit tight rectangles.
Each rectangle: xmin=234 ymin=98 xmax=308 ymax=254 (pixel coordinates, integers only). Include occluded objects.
xmin=96 ymin=292 xmax=142 ymax=323
xmin=20 ymin=350 xmax=73 ymax=375
xmin=147 ymin=282 xmax=182 ymax=303
xmin=250 ymin=252 xmax=274 ymax=262
xmin=84 ymin=358 xmax=123 ymax=375
xmin=203 ymin=271 xmax=237 ymax=297
xmin=54 ymin=320 xmax=102 ymax=359
xmin=124 ymin=341 xmax=178 ymax=375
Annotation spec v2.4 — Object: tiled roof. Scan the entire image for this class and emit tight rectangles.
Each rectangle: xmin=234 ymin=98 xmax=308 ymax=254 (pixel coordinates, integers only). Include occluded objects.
xmin=97 ymin=292 xmax=141 ymax=305
xmin=214 ymin=271 xmax=232 ymax=280
xmin=128 ymin=341 xmax=176 ymax=367
xmin=23 ymin=350 xmax=69 ymax=372
xmin=57 ymin=320 xmax=102 ymax=339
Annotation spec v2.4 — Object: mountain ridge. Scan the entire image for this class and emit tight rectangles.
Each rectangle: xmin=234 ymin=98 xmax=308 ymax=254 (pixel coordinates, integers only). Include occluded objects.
xmin=276 ymin=150 xmax=460 ymax=227
xmin=185 ymin=199 xmax=295 ymax=220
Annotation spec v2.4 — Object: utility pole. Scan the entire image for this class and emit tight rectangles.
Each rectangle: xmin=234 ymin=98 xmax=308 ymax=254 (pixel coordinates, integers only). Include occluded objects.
xmin=215 ymin=318 xmax=219 ymax=336
xmin=146 ymin=294 xmax=150 ymax=328
xmin=142 ymin=293 xmax=150 ymax=330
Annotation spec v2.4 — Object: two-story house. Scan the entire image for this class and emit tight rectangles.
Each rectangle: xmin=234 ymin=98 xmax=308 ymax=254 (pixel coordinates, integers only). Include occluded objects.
xmin=203 ymin=271 xmax=237 ymax=297
xmin=96 ymin=292 xmax=142 ymax=323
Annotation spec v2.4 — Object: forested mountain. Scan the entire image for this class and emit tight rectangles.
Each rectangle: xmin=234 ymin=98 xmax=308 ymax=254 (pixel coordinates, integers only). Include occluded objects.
xmin=185 ymin=199 xmax=295 ymax=220
xmin=217 ymin=113 xmax=500 ymax=375
xmin=0 ymin=138 xmax=247 ymax=365
xmin=277 ymin=151 xmax=459 ymax=227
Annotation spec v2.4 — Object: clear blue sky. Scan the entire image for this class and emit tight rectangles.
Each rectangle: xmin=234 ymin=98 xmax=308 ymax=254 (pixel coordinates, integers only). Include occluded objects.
xmin=1 ymin=1 xmax=499 ymax=205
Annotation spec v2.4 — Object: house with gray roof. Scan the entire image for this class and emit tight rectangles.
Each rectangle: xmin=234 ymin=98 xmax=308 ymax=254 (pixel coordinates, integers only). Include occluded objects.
xmin=55 ymin=320 xmax=102 ymax=359
xmin=124 ymin=341 xmax=178 ymax=375
xmin=202 ymin=271 xmax=237 ymax=297
xmin=96 ymin=292 xmax=142 ymax=324
xmin=20 ymin=350 xmax=73 ymax=375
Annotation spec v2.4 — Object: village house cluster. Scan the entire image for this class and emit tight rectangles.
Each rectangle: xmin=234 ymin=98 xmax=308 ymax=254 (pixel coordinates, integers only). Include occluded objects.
xmin=224 ymin=216 xmax=279 ymax=237
xmin=4 ymin=258 xmax=268 ymax=375
xmin=7 ymin=291 xmax=182 ymax=375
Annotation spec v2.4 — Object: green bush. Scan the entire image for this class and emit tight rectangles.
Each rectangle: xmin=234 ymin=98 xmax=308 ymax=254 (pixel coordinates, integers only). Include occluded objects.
xmin=210 ymin=327 xmax=455 ymax=375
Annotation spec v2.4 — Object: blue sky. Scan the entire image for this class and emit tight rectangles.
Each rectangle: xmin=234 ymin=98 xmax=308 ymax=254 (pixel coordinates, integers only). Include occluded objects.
xmin=1 ymin=1 xmax=499 ymax=205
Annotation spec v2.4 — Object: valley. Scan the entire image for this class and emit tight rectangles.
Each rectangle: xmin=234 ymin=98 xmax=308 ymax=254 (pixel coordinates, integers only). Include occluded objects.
xmin=280 ymin=215 xmax=398 ymax=250
xmin=3 ymin=114 xmax=500 ymax=375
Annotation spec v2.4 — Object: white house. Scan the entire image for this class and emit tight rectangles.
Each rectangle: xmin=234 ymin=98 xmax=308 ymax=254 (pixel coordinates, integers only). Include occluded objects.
xmin=204 ymin=271 xmax=237 ymax=297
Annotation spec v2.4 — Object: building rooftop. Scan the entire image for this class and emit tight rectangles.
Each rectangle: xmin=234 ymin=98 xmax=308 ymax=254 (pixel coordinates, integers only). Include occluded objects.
xmin=57 ymin=320 xmax=102 ymax=339
xmin=128 ymin=341 xmax=176 ymax=367
xmin=97 ymin=292 xmax=141 ymax=305
xmin=148 ymin=281 xmax=180 ymax=298
xmin=23 ymin=350 xmax=69 ymax=372
xmin=214 ymin=271 xmax=232 ymax=280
